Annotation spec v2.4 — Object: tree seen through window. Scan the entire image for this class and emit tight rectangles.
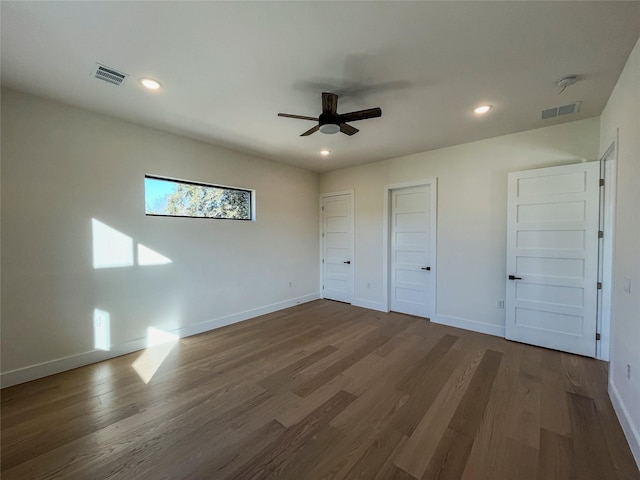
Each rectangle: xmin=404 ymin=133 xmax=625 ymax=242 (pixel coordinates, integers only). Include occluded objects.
xmin=145 ymin=176 xmax=252 ymax=220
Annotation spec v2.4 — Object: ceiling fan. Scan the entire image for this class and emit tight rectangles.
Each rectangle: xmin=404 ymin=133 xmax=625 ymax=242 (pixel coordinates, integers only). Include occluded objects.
xmin=278 ymin=92 xmax=382 ymax=136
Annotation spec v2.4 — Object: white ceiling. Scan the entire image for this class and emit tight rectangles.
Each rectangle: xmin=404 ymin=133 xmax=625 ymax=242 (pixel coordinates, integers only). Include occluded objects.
xmin=2 ymin=1 xmax=640 ymax=173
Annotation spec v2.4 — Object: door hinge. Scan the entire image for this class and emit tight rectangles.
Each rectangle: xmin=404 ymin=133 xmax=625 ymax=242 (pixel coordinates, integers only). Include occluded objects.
xmin=322 ymin=232 xmax=325 ymax=238
xmin=598 ymin=230 xmax=604 ymax=238
xmin=322 ymin=205 xmax=325 ymax=211
xmin=597 ymin=282 xmax=602 ymax=290
xmin=322 ymin=258 xmax=324 ymax=264
xmin=596 ymin=332 xmax=601 ymax=341
xmin=599 ymin=178 xmax=605 ymax=187
xmin=322 ymin=285 xmax=324 ymax=290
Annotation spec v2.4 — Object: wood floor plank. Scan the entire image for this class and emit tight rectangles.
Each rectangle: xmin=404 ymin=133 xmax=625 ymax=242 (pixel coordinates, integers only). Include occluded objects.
xmin=506 ymin=348 xmax=542 ymax=448
xmin=330 ymin=379 xmax=407 ymax=435
xmin=389 ymin=346 xmax=466 ymax=436
xmin=448 ymin=349 xmax=503 ymax=436
xmin=394 ymin=347 xmax=483 ymax=478
xmin=567 ymin=391 xmax=617 ymax=480
xmin=176 ymin=420 xmax=287 ymax=480
xmin=342 ymin=428 xmax=406 ymax=480
xmin=422 ymin=427 xmax=474 ymax=480
xmin=501 ymin=438 xmax=539 ymax=480
xmin=284 ymin=380 xmax=409 ymax=479
xmin=538 ymin=428 xmax=575 ymax=480
xmin=394 ymin=333 xmax=459 ymax=394
xmin=423 ymin=349 xmax=503 ymax=479
xmin=383 ymin=465 xmax=419 ymax=480
xmin=292 ymin=335 xmax=391 ymax=397
xmin=539 ymin=350 xmax=573 ymax=436
xmin=370 ymin=434 xmax=413 ymax=480
xmin=1 ymin=300 xmax=637 ymax=480
xmin=224 ymin=389 xmax=357 ymax=480
xmin=257 ymin=345 xmax=338 ymax=392
xmin=277 ymin=422 xmax=370 ymax=480
xmin=265 ymin=424 xmax=348 ymax=480
xmin=273 ymin=374 xmax=353 ymax=428
xmin=2 ymin=380 xmax=267 ymax=479
xmin=0 ymin=401 xmax=141 ymax=471
xmin=342 ymin=334 xmax=425 ymax=397
xmin=461 ymin=341 xmax=523 ymax=479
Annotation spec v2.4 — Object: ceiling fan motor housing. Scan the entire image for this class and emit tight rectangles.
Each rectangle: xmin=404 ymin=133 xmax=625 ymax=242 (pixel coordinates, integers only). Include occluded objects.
xmin=318 ymin=113 xmax=340 ymax=134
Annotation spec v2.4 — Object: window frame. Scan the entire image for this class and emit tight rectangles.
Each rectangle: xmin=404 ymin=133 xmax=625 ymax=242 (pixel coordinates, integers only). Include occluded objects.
xmin=144 ymin=174 xmax=255 ymax=221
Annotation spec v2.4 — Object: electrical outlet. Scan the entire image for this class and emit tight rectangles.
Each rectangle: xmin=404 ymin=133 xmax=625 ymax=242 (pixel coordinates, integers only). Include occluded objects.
xmin=628 ymin=364 xmax=632 ymax=380
xmin=288 ymin=281 xmax=293 ymax=288
xmin=367 ymin=282 xmax=371 ymax=289
xmin=497 ymin=300 xmax=505 ymax=309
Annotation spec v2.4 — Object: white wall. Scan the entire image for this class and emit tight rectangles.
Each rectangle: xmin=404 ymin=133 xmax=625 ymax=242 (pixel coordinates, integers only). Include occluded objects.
xmin=600 ymin=36 xmax=640 ymax=467
xmin=320 ymin=118 xmax=600 ymax=336
xmin=1 ymin=88 xmax=320 ymax=385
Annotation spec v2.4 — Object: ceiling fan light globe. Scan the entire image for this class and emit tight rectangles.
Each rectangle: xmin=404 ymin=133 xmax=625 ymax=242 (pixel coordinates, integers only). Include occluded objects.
xmin=319 ymin=123 xmax=340 ymax=134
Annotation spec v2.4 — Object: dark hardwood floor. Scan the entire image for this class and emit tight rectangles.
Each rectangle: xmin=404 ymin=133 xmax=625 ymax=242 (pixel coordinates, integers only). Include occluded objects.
xmin=2 ymin=300 xmax=638 ymax=479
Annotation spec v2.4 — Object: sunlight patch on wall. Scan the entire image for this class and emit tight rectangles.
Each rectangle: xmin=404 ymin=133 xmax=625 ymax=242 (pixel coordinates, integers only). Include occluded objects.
xmin=92 ymin=219 xmax=171 ymax=268
xmin=137 ymin=244 xmax=172 ymax=266
xmin=131 ymin=327 xmax=179 ymax=384
xmin=92 ymin=219 xmax=133 ymax=268
xmin=93 ymin=308 xmax=111 ymax=351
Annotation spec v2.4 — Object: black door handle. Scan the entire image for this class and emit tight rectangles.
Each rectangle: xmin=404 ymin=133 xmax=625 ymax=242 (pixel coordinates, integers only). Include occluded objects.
xmin=421 ymin=266 xmax=431 ymax=271
xmin=344 ymin=261 xmax=351 ymax=264
xmin=508 ymin=275 xmax=522 ymax=280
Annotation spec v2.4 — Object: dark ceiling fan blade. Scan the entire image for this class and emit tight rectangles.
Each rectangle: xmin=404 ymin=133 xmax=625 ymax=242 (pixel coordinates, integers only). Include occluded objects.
xmin=300 ymin=125 xmax=320 ymax=136
xmin=339 ymin=123 xmax=359 ymax=136
xmin=322 ymin=92 xmax=338 ymax=115
xmin=338 ymin=107 xmax=382 ymax=123
xmin=278 ymin=113 xmax=318 ymax=121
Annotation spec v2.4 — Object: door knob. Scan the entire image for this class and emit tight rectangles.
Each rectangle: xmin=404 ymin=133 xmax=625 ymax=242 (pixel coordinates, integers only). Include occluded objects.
xmin=344 ymin=261 xmax=351 ymax=264
xmin=508 ymin=275 xmax=522 ymax=280
xmin=421 ymin=266 xmax=431 ymax=271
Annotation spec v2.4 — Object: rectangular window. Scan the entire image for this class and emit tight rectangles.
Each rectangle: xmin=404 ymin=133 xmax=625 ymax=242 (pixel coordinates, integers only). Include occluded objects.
xmin=144 ymin=175 xmax=254 ymax=220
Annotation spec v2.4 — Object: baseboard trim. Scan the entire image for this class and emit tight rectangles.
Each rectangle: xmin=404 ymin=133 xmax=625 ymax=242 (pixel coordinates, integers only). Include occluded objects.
xmin=352 ymin=298 xmax=387 ymax=312
xmin=0 ymin=293 xmax=320 ymax=388
xmin=609 ymin=378 xmax=640 ymax=470
xmin=176 ymin=293 xmax=320 ymax=338
xmin=432 ymin=314 xmax=505 ymax=338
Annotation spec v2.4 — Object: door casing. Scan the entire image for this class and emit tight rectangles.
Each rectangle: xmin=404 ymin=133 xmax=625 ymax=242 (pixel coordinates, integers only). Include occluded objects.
xmin=596 ymin=142 xmax=617 ymax=361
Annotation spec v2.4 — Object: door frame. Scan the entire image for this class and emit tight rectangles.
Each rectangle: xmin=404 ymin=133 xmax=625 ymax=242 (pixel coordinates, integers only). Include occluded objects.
xmin=597 ymin=141 xmax=617 ymax=361
xmin=320 ymin=190 xmax=355 ymax=303
xmin=382 ymin=179 xmax=437 ymax=315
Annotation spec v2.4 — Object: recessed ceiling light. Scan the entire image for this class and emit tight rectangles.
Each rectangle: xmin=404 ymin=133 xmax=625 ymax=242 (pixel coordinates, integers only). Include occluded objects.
xmin=320 ymin=149 xmax=331 ymax=156
xmin=474 ymin=105 xmax=492 ymax=114
xmin=140 ymin=78 xmax=162 ymax=90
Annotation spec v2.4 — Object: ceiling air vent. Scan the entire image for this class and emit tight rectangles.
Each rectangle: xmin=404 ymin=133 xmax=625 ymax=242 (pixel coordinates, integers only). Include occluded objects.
xmin=542 ymin=101 xmax=581 ymax=120
xmin=92 ymin=63 xmax=128 ymax=86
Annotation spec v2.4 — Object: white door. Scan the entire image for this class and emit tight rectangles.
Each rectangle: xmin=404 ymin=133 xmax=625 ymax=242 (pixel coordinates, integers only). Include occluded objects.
xmin=322 ymin=193 xmax=353 ymax=303
xmin=506 ymin=162 xmax=600 ymax=357
xmin=390 ymin=185 xmax=434 ymax=318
